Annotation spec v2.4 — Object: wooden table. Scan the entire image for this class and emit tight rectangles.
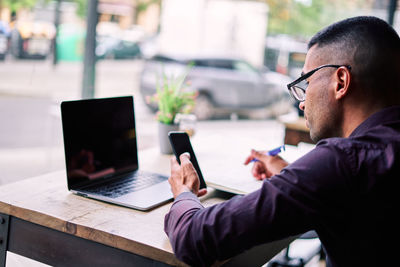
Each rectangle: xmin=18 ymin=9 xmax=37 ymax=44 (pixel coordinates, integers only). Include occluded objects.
xmin=0 ymin=155 xmax=293 ymax=266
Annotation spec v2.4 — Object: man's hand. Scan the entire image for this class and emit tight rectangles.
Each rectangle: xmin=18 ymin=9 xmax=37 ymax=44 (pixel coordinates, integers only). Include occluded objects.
xmin=169 ymin=153 xmax=208 ymax=199
xmin=244 ymin=149 xmax=289 ymax=180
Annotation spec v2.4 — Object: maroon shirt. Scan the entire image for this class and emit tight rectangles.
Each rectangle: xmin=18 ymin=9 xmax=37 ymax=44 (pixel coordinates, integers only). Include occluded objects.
xmin=165 ymin=106 xmax=400 ymax=267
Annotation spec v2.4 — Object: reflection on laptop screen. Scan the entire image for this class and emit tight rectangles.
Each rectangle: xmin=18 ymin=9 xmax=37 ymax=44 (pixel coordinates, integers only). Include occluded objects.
xmin=61 ymin=96 xmax=138 ymax=190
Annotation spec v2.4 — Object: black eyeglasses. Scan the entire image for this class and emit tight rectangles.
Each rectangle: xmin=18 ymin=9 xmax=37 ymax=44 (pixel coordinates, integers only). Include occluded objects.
xmin=286 ymin=64 xmax=351 ymax=102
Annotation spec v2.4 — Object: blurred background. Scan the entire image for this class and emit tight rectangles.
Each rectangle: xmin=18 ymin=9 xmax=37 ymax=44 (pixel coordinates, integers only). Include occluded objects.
xmin=0 ymin=0 xmax=399 ymax=265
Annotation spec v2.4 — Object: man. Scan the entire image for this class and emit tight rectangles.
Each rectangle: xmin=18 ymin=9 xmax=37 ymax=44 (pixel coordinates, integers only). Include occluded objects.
xmin=164 ymin=16 xmax=400 ymax=267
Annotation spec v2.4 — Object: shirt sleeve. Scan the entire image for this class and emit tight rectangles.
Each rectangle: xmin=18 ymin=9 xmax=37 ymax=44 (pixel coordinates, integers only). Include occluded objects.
xmin=164 ymin=141 xmax=353 ymax=266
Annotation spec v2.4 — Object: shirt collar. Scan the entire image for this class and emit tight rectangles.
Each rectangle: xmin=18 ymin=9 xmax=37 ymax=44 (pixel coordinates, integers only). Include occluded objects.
xmin=349 ymin=105 xmax=400 ymax=137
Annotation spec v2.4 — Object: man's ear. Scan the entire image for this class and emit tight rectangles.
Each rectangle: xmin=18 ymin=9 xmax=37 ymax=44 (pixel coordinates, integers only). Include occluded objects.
xmin=334 ymin=66 xmax=351 ymax=100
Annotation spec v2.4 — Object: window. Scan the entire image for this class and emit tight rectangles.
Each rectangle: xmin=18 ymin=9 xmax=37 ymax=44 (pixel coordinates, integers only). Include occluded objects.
xmin=233 ymin=60 xmax=258 ymax=73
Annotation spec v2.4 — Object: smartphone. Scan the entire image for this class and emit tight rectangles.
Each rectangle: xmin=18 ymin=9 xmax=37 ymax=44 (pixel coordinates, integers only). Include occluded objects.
xmin=168 ymin=131 xmax=207 ymax=189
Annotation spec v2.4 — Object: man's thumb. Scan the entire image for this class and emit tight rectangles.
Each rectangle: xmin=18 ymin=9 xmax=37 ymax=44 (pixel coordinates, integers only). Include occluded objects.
xmin=179 ymin=152 xmax=191 ymax=163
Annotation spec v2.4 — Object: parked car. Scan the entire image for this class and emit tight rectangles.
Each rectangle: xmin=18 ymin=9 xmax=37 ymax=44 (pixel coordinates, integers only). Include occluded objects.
xmin=9 ymin=21 xmax=55 ymax=59
xmin=96 ymin=35 xmax=141 ymax=60
xmin=264 ymin=36 xmax=307 ymax=117
xmin=140 ymin=54 xmax=293 ymax=120
xmin=95 ymin=23 xmax=144 ymax=60
xmin=0 ymin=21 xmax=10 ymax=60
xmin=264 ymin=35 xmax=307 ymax=79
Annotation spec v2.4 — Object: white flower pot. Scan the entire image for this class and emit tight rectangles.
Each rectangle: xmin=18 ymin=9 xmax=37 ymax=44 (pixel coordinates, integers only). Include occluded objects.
xmin=158 ymin=122 xmax=179 ymax=154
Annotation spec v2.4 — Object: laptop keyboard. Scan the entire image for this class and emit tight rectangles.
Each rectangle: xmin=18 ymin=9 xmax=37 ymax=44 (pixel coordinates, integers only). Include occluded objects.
xmin=83 ymin=171 xmax=168 ymax=199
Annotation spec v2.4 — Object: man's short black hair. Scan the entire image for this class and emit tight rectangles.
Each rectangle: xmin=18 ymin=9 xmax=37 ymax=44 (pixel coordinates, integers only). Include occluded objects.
xmin=308 ymin=16 xmax=400 ymax=104
xmin=309 ymin=16 xmax=400 ymax=50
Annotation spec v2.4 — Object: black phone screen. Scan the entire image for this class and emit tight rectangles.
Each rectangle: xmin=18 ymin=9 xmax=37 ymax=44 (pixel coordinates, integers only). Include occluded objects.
xmin=168 ymin=131 xmax=207 ymax=189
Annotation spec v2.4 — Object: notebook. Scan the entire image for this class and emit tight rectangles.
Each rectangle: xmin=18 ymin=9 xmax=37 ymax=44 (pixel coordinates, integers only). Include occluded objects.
xmin=61 ymin=96 xmax=173 ymax=211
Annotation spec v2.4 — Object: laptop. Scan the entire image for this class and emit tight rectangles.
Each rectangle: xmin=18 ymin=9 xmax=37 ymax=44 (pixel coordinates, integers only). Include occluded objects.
xmin=61 ymin=96 xmax=173 ymax=211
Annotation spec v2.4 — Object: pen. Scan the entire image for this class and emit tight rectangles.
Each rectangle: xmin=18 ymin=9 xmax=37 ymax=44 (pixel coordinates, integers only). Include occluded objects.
xmin=250 ymin=145 xmax=285 ymax=163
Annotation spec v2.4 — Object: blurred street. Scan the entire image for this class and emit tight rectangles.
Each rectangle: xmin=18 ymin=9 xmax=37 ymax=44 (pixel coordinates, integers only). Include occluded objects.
xmin=0 ymin=58 xmax=145 ymax=100
xmin=0 ymin=58 xmax=293 ymax=186
xmin=0 ymin=58 xmax=159 ymax=185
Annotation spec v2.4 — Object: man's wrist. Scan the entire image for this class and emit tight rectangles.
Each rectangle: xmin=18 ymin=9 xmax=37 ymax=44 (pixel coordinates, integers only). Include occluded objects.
xmin=174 ymin=185 xmax=192 ymax=198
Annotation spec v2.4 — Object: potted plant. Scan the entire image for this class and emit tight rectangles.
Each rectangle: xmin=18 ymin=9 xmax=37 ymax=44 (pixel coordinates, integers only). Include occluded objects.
xmin=147 ymin=65 xmax=197 ymax=154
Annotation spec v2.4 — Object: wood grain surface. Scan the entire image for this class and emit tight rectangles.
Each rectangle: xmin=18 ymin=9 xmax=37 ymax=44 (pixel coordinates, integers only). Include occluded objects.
xmin=0 ymin=166 xmax=231 ymax=266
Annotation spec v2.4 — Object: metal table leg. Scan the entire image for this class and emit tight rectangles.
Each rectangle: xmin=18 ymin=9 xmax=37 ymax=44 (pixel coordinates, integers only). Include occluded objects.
xmin=0 ymin=213 xmax=9 ymax=267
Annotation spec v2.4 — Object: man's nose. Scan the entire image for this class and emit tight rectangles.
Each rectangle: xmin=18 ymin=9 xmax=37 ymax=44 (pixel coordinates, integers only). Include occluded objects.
xmin=299 ymin=101 xmax=305 ymax=111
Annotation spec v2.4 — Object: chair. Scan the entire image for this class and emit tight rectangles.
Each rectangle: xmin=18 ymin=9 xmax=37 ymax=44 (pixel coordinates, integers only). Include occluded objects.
xmin=267 ymin=231 xmax=324 ymax=267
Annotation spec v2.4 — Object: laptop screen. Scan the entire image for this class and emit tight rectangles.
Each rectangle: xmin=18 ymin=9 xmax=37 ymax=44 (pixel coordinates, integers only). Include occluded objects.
xmin=61 ymin=96 xmax=138 ymax=190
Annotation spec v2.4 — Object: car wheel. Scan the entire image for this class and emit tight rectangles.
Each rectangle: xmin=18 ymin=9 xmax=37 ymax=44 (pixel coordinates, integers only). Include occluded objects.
xmin=194 ymin=93 xmax=214 ymax=120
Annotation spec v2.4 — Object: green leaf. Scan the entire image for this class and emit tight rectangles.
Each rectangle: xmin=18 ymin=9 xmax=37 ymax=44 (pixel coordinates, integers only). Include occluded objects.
xmin=150 ymin=63 xmax=197 ymax=124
